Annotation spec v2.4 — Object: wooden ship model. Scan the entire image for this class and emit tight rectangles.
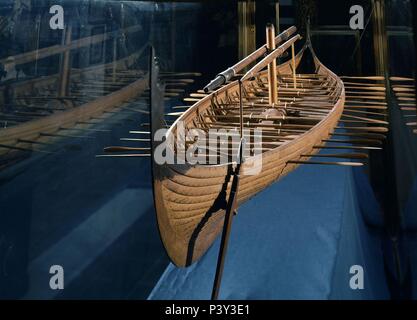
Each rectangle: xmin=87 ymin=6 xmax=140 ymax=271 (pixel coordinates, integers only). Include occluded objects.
xmin=138 ymin=25 xmax=389 ymax=270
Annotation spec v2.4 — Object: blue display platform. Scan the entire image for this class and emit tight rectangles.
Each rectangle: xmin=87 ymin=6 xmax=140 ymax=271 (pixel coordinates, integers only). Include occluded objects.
xmin=149 ymin=162 xmax=390 ymax=300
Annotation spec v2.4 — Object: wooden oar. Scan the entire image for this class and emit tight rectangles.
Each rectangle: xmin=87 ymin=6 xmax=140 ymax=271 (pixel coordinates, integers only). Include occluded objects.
xmin=390 ymin=76 xmax=415 ymax=82
xmin=394 ymin=92 xmax=416 ymax=97
xmin=288 ymin=160 xmax=364 ymax=167
xmin=322 ymin=138 xmax=382 ymax=146
xmin=345 ymin=86 xmax=386 ymax=92
xmin=341 ymin=114 xmax=388 ymax=125
xmin=172 ymin=106 xmax=192 ymax=110
xmin=59 ymin=126 xmax=111 ymax=133
xmin=302 ymin=153 xmax=369 ymax=160
xmin=330 ymin=132 xmax=386 ymax=140
xmin=120 ymin=138 xmax=151 ymax=142
xmin=104 ymin=146 xmax=150 ymax=152
xmin=336 ymin=126 xmax=388 ymax=133
xmin=314 ymin=145 xmax=382 ymax=151
xmin=397 ymin=97 xmax=416 ymax=101
xmin=392 ymin=87 xmax=415 ymax=92
xmin=40 ymin=132 xmax=93 ymax=140
xmin=345 ymin=95 xmax=387 ymax=101
xmin=190 ymin=93 xmax=209 ymax=98
xmin=160 ymin=72 xmax=202 ymax=77
xmin=341 ymin=76 xmax=385 ymax=81
xmin=343 ymin=81 xmax=386 ymax=88
xmin=165 ymin=79 xmax=195 ymax=84
xmin=96 ymin=154 xmax=151 ymax=158
xmin=343 ymin=108 xmax=388 ymax=117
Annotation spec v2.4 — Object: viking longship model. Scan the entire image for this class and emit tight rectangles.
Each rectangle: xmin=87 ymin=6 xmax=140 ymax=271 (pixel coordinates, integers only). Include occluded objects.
xmin=139 ymin=25 xmax=388 ymax=269
xmin=98 ymin=23 xmax=389 ymax=299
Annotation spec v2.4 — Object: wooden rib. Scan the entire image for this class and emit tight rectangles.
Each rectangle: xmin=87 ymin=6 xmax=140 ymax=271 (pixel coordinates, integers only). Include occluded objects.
xmin=202 ymin=114 xmax=323 ymax=122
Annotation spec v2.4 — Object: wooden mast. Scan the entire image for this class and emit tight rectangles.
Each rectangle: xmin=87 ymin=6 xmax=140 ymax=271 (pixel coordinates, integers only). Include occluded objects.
xmin=292 ymin=42 xmax=297 ymax=88
xmin=266 ymin=24 xmax=278 ymax=105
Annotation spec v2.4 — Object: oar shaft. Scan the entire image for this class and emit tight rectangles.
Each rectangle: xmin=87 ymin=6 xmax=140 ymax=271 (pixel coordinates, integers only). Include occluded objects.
xmin=203 ymin=26 xmax=297 ymax=92
xmin=241 ymin=34 xmax=302 ymax=81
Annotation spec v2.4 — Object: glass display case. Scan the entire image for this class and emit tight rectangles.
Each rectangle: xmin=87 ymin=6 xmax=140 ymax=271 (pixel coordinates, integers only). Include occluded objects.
xmin=0 ymin=0 xmax=416 ymax=301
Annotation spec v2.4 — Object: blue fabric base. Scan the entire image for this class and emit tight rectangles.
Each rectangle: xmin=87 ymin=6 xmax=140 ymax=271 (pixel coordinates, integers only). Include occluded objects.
xmin=149 ymin=164 xmax=390 ymax=300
